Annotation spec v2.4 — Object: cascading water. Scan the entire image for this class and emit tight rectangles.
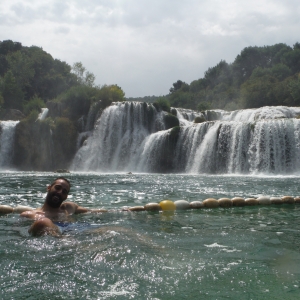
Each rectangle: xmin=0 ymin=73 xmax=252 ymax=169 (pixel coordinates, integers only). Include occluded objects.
xmin=37 ymin=108 xmax=49 ymax=120
xmin=174 ymin=107 xmax=203 ymax=126
xmin=71 ymin=103 xmax=300 ymax=175
xmin=71 ymin=102 xmax=166 ymax=172
xmin=177 ymin=119 xmax=300 ymax=174
xmin=0 ymin=121 xmax=19 ymax=169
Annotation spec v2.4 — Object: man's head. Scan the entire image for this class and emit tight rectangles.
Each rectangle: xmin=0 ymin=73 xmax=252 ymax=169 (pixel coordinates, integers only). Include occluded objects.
xmin=45 ymin=177 xmax=71 ymax=208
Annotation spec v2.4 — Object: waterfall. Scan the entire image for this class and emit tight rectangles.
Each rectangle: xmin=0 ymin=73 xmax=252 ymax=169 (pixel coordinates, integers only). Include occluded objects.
xmin=174 ymin=108 xmax=204 ymax=126
xmin=71 ymin=104 xmax=300 ymax=175
xmin=71 ymin=102 xmax=166 ymax=172
xmin=205 ymin=106 xmax=300 ymax=122
xmin=37 ymin=108 xmax=49 ymax=120
xmin=174 ymin=118 xmax=300 ymax=174
xmin=0 ymin=121 xmax=19 ymax=169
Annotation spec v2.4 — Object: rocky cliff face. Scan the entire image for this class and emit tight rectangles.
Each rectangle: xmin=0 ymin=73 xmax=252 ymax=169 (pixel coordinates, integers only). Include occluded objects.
xmin=0 ymin=109 xmax=25 ymax=121
xmin=13 ymin=118 xmax=53 ymax=171
xmin=13 ymin=117 xmax=77 ymax=171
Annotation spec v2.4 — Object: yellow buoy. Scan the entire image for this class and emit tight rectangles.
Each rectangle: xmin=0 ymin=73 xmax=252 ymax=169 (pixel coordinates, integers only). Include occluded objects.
xmin=159 ymin=200 xmax=176 ymax=211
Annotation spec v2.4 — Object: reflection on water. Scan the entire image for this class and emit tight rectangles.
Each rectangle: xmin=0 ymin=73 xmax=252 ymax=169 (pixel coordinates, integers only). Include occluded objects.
xmin=0 ymin=172 xmax=300 ymax=299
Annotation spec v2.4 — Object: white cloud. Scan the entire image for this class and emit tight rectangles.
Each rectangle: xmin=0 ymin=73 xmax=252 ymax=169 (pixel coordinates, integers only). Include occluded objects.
xmin=0 ymin=0 xmax=300 ymax=97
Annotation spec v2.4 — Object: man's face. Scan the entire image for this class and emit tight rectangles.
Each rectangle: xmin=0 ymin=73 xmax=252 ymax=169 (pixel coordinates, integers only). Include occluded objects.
xmin=45 ymin=179 xmax=70 ymax=208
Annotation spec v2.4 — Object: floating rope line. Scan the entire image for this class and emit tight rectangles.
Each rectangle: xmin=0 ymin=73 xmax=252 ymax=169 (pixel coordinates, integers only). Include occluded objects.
xmin=1 ymin=196 xmax=300 ymax=214
xmin=125 ymin=196 xmax=300 ymax=211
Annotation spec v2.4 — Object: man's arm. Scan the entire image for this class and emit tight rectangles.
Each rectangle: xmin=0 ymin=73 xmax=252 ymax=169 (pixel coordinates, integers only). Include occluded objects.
xmin=60 ymin=202 xmax=107 ymax=214
xmin=60 ymin=202 xmax=89 ymax=214
xmin=20 ymin=210 xmax=44 ymax=220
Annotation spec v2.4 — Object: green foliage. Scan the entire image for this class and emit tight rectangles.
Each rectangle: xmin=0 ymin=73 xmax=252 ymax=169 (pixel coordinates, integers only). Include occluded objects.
xmin=0 ymin=40 xmax=80 ymax=114
xmin=169 ymin=90 xmax=195 ymax=109
xmin=55 ymin=85 xmax=93 ymax=120
xmin=7 ymin=50 xmax=35 ymax=89
xmin=52 ymin=117 xmax=77 ymax=160
xmin=270 ymin=64 xmax=292 ymax=80
xmin=24 ymin=109 xmax=39 ymax=123
xmin=153 ymin=97 xmax=171 ymax=112
xmin=126 ymin=95 xmax=159 ymax=103
xmin=0 ymin=93 xmax=3 ymax=109
xmin=194 ymin=116 xmax=206 ymax=123
xmin=169 ymin=126 xmax=180 ymax=139
xmin=197 ymin=101 xmax=211 ymax=111
xmin=190 ymin=78 xmax=207 ymax=93
xmin=1 ymin=70 xmax=24 ymax=109
xmin=164 ymin=113 xmax=179 ymax=129
xmin=23 ymin=95 xmax=45 ymax=115
xmin=0 ymin=40 xmax=22 ymax=55
xmin=223 ymin=101 xmax=243 ymax=111
xmin=0 ymin=54 xmax=8 ymax=76
xmin=288 ymin=74 xmax=300 ymax=104
xmin=169 ymin=80 xmax=189 ymax=93
xmin=205 ymin=60 xmax=231 ymax=87
xmin=24 ymin=46 xmax=76 ymax=100
xmin=99 ymin=84 xmax=125 ymax=103
xmin=241 ymin=75 xmax=278 ymax=108
xmin=170 ymin=108 xmax=177 ymax=116
xmin=167 ymin=42 xmax=300 ymax=110
xmin=72 ymin=62 xmax=95 ymax=87
xmin=54 ymin=83 xmax=125 ymax=121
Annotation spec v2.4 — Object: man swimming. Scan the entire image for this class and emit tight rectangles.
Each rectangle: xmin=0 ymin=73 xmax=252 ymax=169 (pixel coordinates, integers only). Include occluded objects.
xmin=21 ymin=177 xmax=92 ymax=236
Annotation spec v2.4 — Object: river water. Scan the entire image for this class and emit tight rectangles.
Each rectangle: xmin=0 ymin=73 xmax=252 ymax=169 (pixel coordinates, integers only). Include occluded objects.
xmin=0 ymin=172 xmax=300 ymax=299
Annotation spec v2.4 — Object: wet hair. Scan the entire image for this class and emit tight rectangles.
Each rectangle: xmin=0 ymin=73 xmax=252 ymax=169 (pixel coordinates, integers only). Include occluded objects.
xmin=50 ymin=177 xmax=71 ymax=192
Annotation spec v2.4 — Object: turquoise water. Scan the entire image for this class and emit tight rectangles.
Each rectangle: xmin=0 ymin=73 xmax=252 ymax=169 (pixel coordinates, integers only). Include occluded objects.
xmin=0 ymin=172 xmax=300 ymax=299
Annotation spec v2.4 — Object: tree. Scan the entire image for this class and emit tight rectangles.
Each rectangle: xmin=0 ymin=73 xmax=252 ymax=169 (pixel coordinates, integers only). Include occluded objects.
xmin=107 ymin=84 xmax=125 ymax=101
xmin=72 ymin=62 xmax=95 ymax=87
xmin=169 ymin=80 xmax=188 ymax=93
xmin=241 ymin=75 xmax=278 ymax=108
xmin=197 ymin=101 xmax=211 ymax=111
xmin=1 ymin=70 xmax=24 ymax=109
xmin=189 ymin=78 xmax=207 ymax=93
xmin=288 ymin=74 xmax=300 ymax=105
xmin=204 ymin=60 xmax=231 ymax=87
xmin=0 ymin=54 xmax=8 ymax=76
xmin=153 ymin=97 xmax=171 ymax=112
xmin=0 ymin=40 xmax=22 ymax=55
xmin=7 ymin=50 xmax=35 ymax=91
xmin=23 ymin=95 xmax=45 ymax=115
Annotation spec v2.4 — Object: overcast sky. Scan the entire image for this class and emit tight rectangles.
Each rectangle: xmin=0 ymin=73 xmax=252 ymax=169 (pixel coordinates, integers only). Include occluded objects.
xmin=0 ymin=0 xmax=299 ymax=97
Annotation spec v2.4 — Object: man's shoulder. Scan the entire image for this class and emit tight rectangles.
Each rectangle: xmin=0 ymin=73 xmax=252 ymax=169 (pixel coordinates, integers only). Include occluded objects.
xmin=60 ymin=201 xmax=78 ymax=211
xmin=60 ymin=202 xmax=89 ymax=214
